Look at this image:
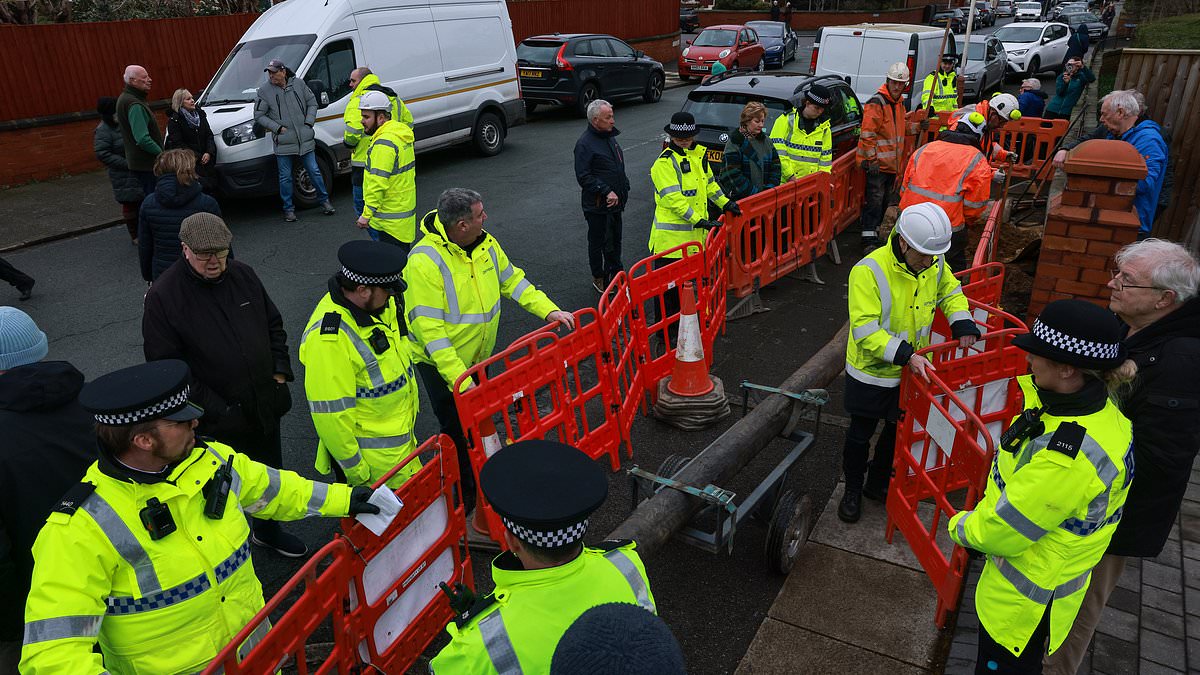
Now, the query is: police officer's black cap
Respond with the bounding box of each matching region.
[1013,299,1127,370]
[79,359,205,426]
[941,53,959,63]
[338,240,407,292]
[664,111,698,138]
[804,83,833,107]
[480,440,607,548]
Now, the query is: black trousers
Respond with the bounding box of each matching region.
[376,231,411,254]
[208,416,285,534]
[0,258,34,292]
[976,603,1051,674]
[861,171,896,242]
[415,361,475,511]
[946,228,970,272]
[842,414,897,493]
[584,210,624,280]
[133,170,157,197]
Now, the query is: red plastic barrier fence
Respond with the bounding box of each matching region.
[972,200,1004,269]
[598,271,645,458]
[626,243,709,397]
[702,222,730,355]
[829,152,865,236]
[205,435,471,675]
[724,188,779,299]
[907,110,1069,183]
[885,302,1029,627]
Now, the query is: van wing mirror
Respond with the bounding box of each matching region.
[635,49,645,59]
[320,91,330,106]
[306,78,328,106]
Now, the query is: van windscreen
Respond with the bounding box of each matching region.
[202,35,317,105]
[517,41,563,64]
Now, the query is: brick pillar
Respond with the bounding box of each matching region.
[1028,139,1146,320]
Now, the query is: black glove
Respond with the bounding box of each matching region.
[724,200,742,216]
[348,486,380,515]
[862,160,880,176]
[697,218,721,230]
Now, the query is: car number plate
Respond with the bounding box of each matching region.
[520,69,543,78]
[692,64,710,72]
[706,148,723,163]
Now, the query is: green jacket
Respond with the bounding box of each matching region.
[430,542,655,674]
[115,85,162,172]
[949,375,1133,656]
[20,441,351,674]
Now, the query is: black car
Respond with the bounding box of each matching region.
[678,72,862,172]
[932,9,968,33]
[680,7,700,33]
[973,1,996,27]
[745,20,798,68]
[517,34,666,117]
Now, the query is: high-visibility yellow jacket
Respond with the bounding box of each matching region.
[20,441,351,674]
[769,110,833,180]
[846,229,973,387]
[649,144,729,258]
[344,74,413,168]
[404,211,559,392]
[362,118,418,243]
[949,375,1133,657]
[920,71,959,114]
[899,138,993,233]
[430,541,655,674]
[857,84,909,175]
[299,280,420,488]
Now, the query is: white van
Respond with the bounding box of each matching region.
[811,24,959,112]
[200,0,525,205]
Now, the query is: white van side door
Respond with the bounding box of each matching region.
[858,31,911,105]
[355,6,449,146]
[430,2,518,141]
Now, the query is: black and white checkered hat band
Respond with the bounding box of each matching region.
[93,385,191,425]
[667,122,696,133]
[502,517,589,547]
[807,92,831,105]
[1032,319,1120,361]
[341,266,402,286]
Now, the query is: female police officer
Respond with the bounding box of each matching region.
[949,299,1135,674]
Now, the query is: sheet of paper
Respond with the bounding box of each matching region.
[355,485,404,536]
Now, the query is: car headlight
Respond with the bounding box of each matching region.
[222,119,263,147]
[1009,48,1028,56]
[719,49,731,59]
[683,47,691,57]
[767,45,782,52]
[964,73,978,80]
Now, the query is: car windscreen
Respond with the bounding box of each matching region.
[956,41,988,60]
[747,22,784,37]
[693,29,738,47]
[517,41,563,64]
[683,92,790,130]
[1065,12,1099,21]
[935,12,957,19]
[201,34,317,105]
[995,25,1043,43]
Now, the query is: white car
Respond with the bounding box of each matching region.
[994,21,1071,78]
[1015,1,1043,21]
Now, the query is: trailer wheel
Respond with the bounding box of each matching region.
[764,491,812,575]
[634,454,692,503]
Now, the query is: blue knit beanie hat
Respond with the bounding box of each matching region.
[0,307,48,370]
[551,603,687,674]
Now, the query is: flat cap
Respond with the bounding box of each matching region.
[179,213,232,253]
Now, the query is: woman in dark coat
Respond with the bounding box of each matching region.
[719,101,782,200]
[164,88,217,191]
[93,97,144,244]
[138,149,221,283]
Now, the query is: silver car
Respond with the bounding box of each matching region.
[955,35,1008,101]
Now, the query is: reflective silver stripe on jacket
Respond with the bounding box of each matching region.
[845,362,901,388]
[81,493,161,595]
[907,183,963,203]
[657,185,681,196]
[23,615,104,645]
[955,513,975,549]
[335,451,365,470]
[309,396,356,413]
[244,467,281,515]
[425,337,454,354]
[408,245,504,326]
[307,482,330,516]
[107,572,210,615]
[366,205,416,220]
[478,611,523,674]
[852,320,883,341]
[603,549,656,613]
[995,494,1049,542]
[203,446,243,502]
[989,555,1091,605]
[653,219,698,232]
[303,318,386,389]
[357,432,412,449]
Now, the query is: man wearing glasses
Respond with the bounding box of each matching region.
[1044,238,1200,675]
[141,213,307,557]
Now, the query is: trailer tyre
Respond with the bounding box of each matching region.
[634,454,693,503]
[765,490,812,575]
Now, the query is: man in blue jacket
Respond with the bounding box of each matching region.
[574,99,630,293]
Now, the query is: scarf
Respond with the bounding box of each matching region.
[180,107,201,130]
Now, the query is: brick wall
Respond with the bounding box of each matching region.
[0,112,169,187]
[1028,139,1147,319]
[698,6,928,30]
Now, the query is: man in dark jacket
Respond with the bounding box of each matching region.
[255,58,334,222]
[141,213,306,557]
[117,65,163,196]
[0,307,93,670]
[574,99,630,293]
[1044,238,1200,675]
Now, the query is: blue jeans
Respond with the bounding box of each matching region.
[276,152,328,211]
[352,184,365,218]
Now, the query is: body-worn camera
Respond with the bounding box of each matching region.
[1000,407,1045,453]
[140,497,177,540]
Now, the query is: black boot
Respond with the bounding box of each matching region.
[838,488,863,523]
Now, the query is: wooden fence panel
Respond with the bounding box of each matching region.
[1115,48,1200,247]
[505,0,676,42]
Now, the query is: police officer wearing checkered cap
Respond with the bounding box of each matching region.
[300,240,422,490]
[20,359,379,674]
[948,300,1135,674]
[431,440,656,674]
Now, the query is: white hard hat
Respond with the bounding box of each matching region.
[359,90,391,112]
[886,62,911,82]
[896,202,953,255]
[954,110,988,138]
[989,93,1022,121]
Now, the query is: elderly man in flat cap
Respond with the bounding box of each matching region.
[430,440,656,674]
[20,359,379,674]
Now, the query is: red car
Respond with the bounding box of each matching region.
[678,24,766,81]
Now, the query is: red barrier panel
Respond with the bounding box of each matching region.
[829,152,865,236]
[702,222,730,356]
[627,243,707,402]
[972,200,1004,268]
[886,302,1028,627]
[724,188,779,299]
[907,110,1068,183]
[599,271,644,459]
[930,262,1007,348]
[205,435,471,675]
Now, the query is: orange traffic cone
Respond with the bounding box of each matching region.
[666,282,715,397]
[470,417,504,538]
